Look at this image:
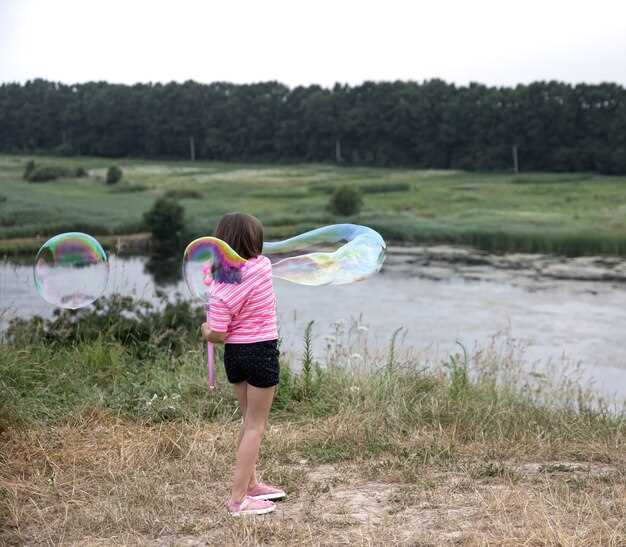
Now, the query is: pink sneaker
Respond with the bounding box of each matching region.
[247,482,286,501]
[227,496,275,517]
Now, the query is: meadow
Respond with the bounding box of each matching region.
[2,155,626,543]
[1,298,625,545]
[2,154,626,256]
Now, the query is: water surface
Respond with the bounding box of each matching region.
[1,254,625,401]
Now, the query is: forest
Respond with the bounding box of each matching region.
[1,79,625,173]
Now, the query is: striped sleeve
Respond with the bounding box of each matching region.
[208,296,232,333]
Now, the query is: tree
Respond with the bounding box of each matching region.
[143,197,185,250]
[23,160,36,180]
[1,78,625,173]
[106,166,122,184]
[329,185,363,216]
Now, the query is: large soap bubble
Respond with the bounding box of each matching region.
[184,224,386,290]
[34,232,109,309]
[182,236,248,301]
[263,224,386,286]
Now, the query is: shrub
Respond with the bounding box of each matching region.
[106,165,123,184]
[27,166,69,183]
[75,166,88,177]
[0,195,6,203]
[164,188,203,200]
[23,160,36,180]
[312,181,409,195]
[109,183,148,193]
[328,185,363,216]
[5,294,204,359]
[511,174,591,184]
[143,197,185,248]
[361,182,410,194]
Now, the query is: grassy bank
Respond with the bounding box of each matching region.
[2,155,626,257]
[0,232,151,257]
[1,298,624,544]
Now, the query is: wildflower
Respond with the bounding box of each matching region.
[350,386,360,393]
[350,353,363,360]
[357,325,369,333]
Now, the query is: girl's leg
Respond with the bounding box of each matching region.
[230,384,275,503]
[233,381,248,417]
[232,381,258,488]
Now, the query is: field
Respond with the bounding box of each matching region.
[2,155,626,256]
[1,300,625,545]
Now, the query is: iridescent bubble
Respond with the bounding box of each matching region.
[263,224,386,286]
[183,224,386,291]
[182,236,247,301]
[34,232,109,309]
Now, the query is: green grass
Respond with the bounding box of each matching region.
[2,154,626,255]
[1,296,623,434]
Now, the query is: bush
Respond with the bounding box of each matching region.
[143,197,185,248]
[108,183,148,193]
[27,166,70,183]
[106,165,123,184]
[23,160,36,180]
[328,185,363,216]
[164,188,203,200]
[361,182,410,194]
[5,294,203,359]
[24,163,84,183]
[0,195,6,203]
[312,181,409,195]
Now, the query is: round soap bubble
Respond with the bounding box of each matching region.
[263,224,386,286]
[34,232,109,309]
[182,236,247,301]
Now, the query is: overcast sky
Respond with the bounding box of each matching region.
[1,0,625,88]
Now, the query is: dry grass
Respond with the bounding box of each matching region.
[1,309,624,545]
[1,409,624,546]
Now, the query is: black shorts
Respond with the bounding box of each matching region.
[223,339,280,388]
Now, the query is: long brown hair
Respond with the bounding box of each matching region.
[214,213,264,260]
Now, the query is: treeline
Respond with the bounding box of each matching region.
[1,78,625,173]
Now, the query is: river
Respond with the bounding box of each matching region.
[1,246,625,401]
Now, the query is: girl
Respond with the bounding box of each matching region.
[201,212,284,517]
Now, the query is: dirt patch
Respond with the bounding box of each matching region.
[513,461,619,477]
[2,421,624,546]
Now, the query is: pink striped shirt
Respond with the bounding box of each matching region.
[208,255,278,343]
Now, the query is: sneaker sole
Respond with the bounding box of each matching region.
[229,505,276,517]
[249,492,286,501]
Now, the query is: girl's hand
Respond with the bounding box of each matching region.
[201,322,227,344]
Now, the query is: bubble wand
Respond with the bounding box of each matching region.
[183,237,247,390]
